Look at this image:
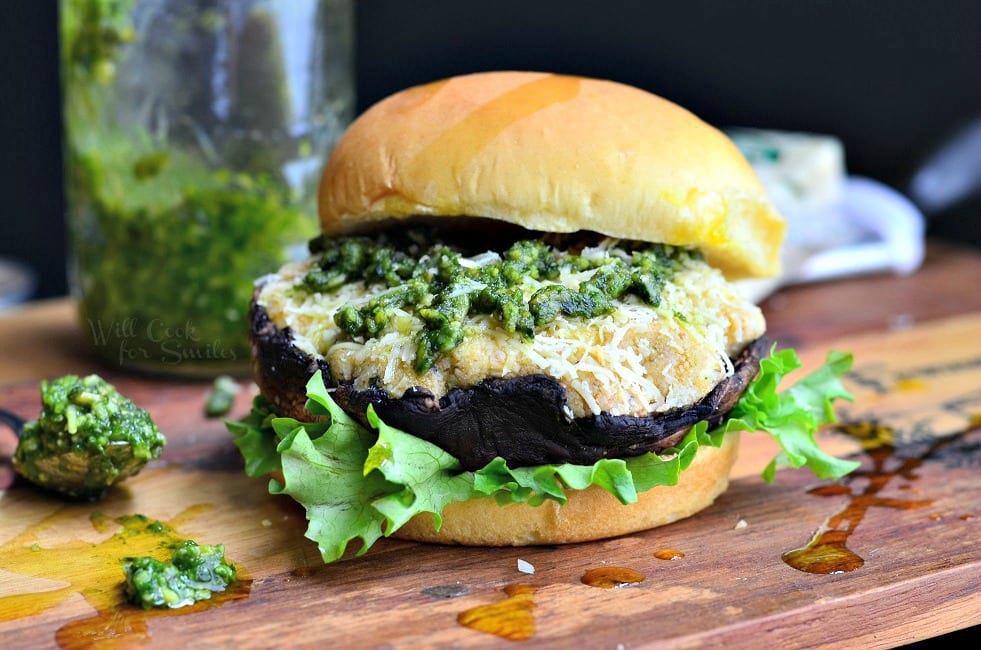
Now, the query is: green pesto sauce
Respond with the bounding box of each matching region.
[300,234,696,373]
[12,374,166,500]
[62,0,316,373]
[204,375,241,418]
[124,539,237,610]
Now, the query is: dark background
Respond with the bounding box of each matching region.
[1,0,979,301]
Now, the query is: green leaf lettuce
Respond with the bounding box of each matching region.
[227,347,859,563]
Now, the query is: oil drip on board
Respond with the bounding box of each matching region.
[782,424,944,574]
[580,567,646,589]
[782,342,981,574]
[456,583,539,641]
[653,548,685,561]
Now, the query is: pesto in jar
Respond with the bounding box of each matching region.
[61,0,330,376]
[12,374,166,499]
[70,154,312,373]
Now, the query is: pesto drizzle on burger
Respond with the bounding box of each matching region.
[298,231,694,373]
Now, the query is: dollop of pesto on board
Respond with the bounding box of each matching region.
[124,539,237,609]
[300,233,698,372]
[12,374,166,499]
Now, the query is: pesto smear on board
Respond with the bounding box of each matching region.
[299,233,695,372]
[12,374,166,499]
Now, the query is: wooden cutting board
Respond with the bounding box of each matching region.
[1,313,979,649]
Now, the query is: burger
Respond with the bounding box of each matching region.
[230,71,858,562]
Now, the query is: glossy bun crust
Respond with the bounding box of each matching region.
[318,71,785,279]
[393,433,739,545]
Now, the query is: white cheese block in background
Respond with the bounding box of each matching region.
[726,128,925,303]
[727,127,847,224]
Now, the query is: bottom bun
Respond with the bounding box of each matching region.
[393,432,740,546]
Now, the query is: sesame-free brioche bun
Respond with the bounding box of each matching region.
[392,433,739,546]
[318,71,785,279]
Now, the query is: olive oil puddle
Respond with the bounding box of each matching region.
[783,423,967,574]
[0,504,250,647]
[580,566,645,589]
[457,566,651,641]
[653,548,685,561]
[457,584,538,641]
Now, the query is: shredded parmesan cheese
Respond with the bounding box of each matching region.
[257,244,765,417]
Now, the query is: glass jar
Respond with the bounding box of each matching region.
[60,0,354,377]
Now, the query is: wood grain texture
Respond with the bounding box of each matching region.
[0,418,977,649]
[760,241,981,350]
[1,243,980,648]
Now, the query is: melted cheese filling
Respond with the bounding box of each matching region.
[257,242,765,418]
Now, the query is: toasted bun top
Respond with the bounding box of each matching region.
[318,71,785,279]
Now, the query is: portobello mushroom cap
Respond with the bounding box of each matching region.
[250,297,767,470]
